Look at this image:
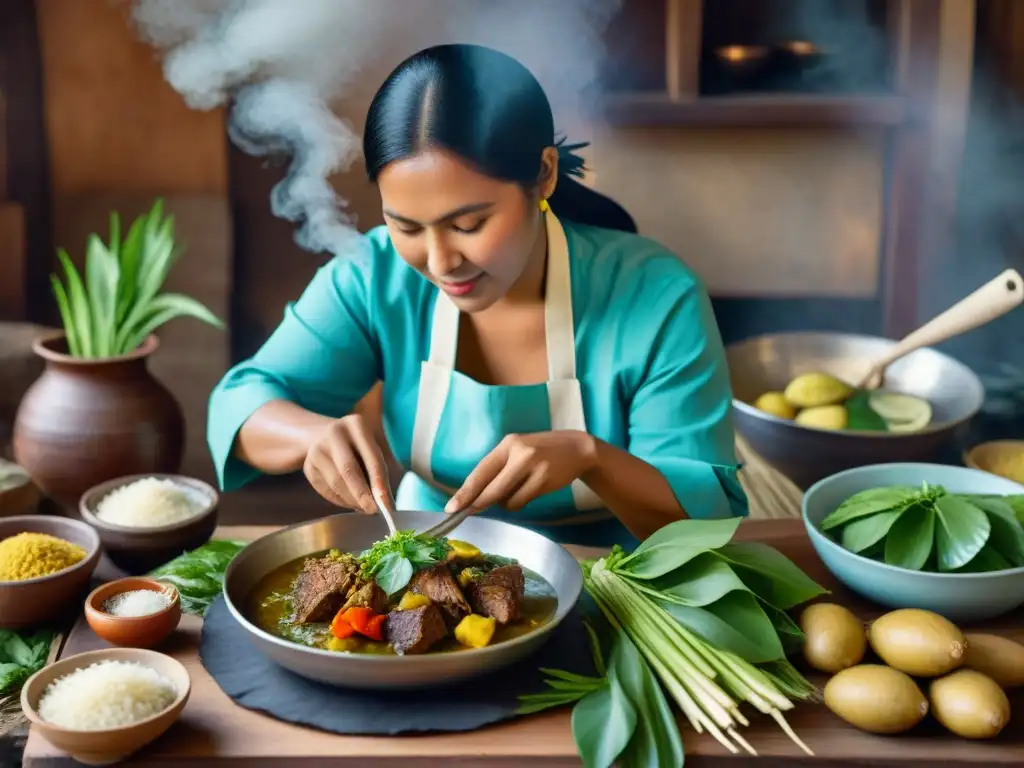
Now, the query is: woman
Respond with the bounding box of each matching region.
[207,43,748,548]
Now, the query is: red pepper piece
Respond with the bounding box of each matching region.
[330,610,356,639]
[364,613,387,642]
[341,606,374,636]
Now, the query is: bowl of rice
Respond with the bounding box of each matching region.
[21,647,191,765]
[0,515,102,629]
[80,474,218,574]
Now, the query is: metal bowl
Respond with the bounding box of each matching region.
[222,511,584,690]
[726,332,985,488]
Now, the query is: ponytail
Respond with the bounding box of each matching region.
[549,139,636,234]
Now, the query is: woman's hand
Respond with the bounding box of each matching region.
[303,414,394,514]
[445,431,598,514]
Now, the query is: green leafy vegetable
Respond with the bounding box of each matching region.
[845,390,889,431]
[359,530,452,595]
[149,539,247,615]
[820,484,1024,574]
[518,517,824,764]
[50,199,223,359]
[0,629,55,695]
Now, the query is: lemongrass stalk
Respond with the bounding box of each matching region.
[595,570,717,678]
[586,577,750,755]
[771,710,815,756]
[596,573,749,728]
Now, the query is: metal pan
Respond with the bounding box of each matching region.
[222,510,584,690]
[727,331,985,489]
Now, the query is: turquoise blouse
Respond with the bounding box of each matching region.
[207,220,749,547]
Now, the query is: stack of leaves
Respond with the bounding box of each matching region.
[0,629,54,697]
[518,517,826,767]
[149,539,248,615]
[820,483,1024,573]
[51,199,223,359]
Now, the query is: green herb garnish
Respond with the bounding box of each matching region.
[358,530,451,595]
[0,629,55,695]
[820,484,1024,573]
[149,539,247,615]
[518,517,824,764]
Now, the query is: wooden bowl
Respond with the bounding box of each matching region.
[965,440,1024,485]
[0,515,102,629]
[85,577,182,648]
[80,473,218,574]
[21,647,191,766]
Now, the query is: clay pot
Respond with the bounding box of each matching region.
[12,333,185,510]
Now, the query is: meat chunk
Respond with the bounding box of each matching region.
[341,580,388,614]
[410,564,471,627]
[290,554,360,623]
[385,603,448,655]
[466,565,525,625]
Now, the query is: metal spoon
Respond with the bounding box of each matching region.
[372,488,399,538]
[419,506,474,540]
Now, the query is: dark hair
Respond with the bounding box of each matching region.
[363,43,636,234]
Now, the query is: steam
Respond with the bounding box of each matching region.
[129,0,621,257]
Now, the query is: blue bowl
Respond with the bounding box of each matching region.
[803,463,1024,624]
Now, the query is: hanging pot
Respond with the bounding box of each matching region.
[12,333,185,510]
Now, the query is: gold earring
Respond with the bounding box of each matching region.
[539,198,550,213]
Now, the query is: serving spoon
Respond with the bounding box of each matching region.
[848,268,1024,390]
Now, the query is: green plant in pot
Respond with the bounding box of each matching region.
[12,199,223,509]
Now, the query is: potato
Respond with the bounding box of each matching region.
[454,614,496,649]
[824,664,929,734]
[868,608,966,677]
[962,633,1024,689]
[930,669,1011,739]
[398,592,431,611]
[799,603,867,673]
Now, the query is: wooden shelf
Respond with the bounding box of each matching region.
[599,92,911,128]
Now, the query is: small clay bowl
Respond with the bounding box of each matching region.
[85,577,182,648]
[21,647,191,766]
[0,515,102,630]
[80,473,219,574]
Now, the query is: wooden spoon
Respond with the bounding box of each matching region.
[856,268,1024,390]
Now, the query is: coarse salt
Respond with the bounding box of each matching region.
[102,589,172,617]
[95,477,205,528]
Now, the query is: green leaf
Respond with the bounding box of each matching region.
[50,275,81,357]
[883,503,935,570]
[846,389,889,431]
[953,545,1011,573]
[644,552,747,606]
[968,498,1024,567]
[607,631,683,768]
[374,552,415,595]
[713,541,828,609]
[114,206,181,349]
[934,495,991,572]
[660,590,786,663]
[617,517,742,579]
[840,509,903,553]
[149,539,247,615]
[55,248,94,358]
[116,212,147,325]
[572,682,637,768]
[116,292,224,355]
[819,486,918,530]
[84,233,120,357]
[761,600,806,655]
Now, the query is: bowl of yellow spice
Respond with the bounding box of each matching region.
[966,440,1024,485]
[0,515,101,629]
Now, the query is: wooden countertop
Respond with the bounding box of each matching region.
[23,519,1024,767]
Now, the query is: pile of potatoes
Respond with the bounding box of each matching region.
[798,603,1021,739]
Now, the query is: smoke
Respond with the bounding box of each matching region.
[129,0,620,258]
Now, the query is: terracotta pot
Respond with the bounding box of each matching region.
[11,333,185,510]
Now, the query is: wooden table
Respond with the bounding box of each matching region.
[23,519,1024,766]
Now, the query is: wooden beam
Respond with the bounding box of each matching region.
[0,0,53,324]
[665,0,703,100]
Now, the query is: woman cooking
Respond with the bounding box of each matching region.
[207,43,748,548]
